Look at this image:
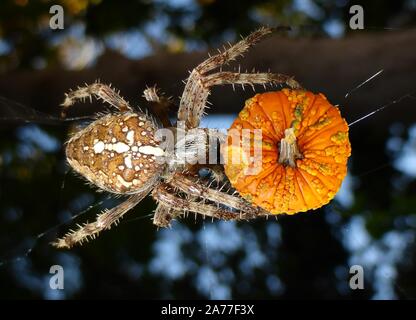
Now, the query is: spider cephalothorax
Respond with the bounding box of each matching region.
[54,27,301,248]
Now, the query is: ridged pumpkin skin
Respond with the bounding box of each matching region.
[222,89,351,214]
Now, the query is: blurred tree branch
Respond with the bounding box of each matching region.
[0,29,415,130]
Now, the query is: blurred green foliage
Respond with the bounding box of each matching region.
[0,0,415,71]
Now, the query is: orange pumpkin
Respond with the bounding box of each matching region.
[222,89,351,214]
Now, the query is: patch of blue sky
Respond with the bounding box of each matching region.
[239,227,267,275]
[392,124,416,177]
[335,173,355,209]
[0,39,12,55]
[266,222,282,247]
[162,0,200,31]
[106,0,201,59]
[17,143,37,160]
[195,265,231,299]
[48,23,86,46]
[293,0,325,20]
[342,215,371,251]
[11,252,82,300]
[386,136,403,153]
[342,215,414,299]
[145,14,170,44]
[17,124,60,153]
[323,18,345,38]
[149,222,196,280]
[197,221,243,253]
[266,274,285,295]
[200,114,235,130]
[156,0,196,9]
[106,29,153,59]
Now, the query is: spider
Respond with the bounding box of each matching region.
[53,27,301,249]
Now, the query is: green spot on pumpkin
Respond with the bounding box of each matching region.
[331,131,348,143]
[294,104,303,119]
[239,108,250,120]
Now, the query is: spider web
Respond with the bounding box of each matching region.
[1,27,416,298]
[0,73,414,298]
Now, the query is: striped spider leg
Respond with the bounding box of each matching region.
[177,26,301,129]
[56,27,298,248]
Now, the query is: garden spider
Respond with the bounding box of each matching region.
[54,27,301,249]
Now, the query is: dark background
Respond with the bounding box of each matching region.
[1,0,416,299]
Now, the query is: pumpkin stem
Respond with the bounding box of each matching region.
[278,128,303,167]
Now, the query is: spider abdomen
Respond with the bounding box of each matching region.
[66,112,164,194]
